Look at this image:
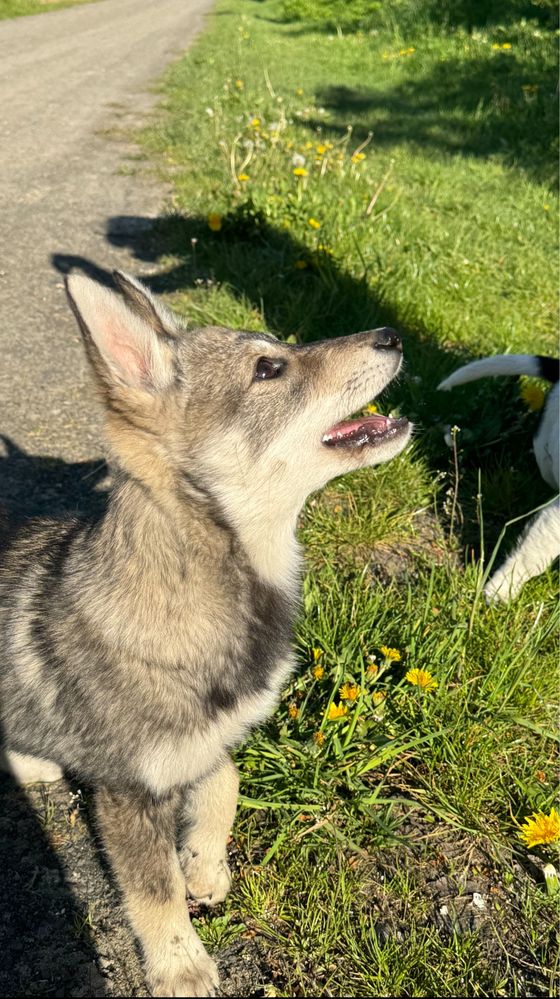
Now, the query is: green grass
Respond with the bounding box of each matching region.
[137,1,559,993]
[0,0,97,19]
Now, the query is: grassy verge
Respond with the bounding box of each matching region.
[0,0,97,20]
[136,1,558,993]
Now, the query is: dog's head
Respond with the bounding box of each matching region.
[67,272,412,553]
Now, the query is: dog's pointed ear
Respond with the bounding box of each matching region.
[65,273,177,394]
[112,271,179,338]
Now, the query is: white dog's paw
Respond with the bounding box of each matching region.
[484,570,519,605]
[149,948,219,997]
[182,850,232,906]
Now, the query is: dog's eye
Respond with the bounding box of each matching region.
[254,357,285,381]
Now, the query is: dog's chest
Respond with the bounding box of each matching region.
[135,575,298,795]
[136,661,293,795]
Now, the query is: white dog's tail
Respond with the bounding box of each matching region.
[438,354,559,391]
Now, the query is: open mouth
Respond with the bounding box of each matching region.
[322,412,409,449]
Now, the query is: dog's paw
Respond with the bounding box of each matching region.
[484,571,519,605]
[182,850,232,906]
[149,949,219,997]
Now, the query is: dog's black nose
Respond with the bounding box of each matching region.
[371,327,402,352]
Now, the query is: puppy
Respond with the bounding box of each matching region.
[0,271,412,997]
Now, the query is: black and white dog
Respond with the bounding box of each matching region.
[439,355,559,602]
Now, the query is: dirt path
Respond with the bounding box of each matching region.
[0,0,213,461]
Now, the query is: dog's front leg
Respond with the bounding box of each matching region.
[96,784,218,997]
[179,755,239,906]
[485,498,560,603]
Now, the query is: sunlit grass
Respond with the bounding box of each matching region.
[0,0,96,18]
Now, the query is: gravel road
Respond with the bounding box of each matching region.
[0,0,213,462]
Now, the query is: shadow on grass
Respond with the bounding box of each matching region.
[264,0,558,32]
[305,54,558,187]
[270,0,558,32]
[250,0,557,185]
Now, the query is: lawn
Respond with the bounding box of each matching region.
[136,0,559,994]
[0,0,96,20]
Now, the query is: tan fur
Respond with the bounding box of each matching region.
[180,756,239,905]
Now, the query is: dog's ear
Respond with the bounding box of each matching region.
[65,273,177,395]
[112,271,179,338]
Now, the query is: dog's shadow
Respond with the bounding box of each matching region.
[0,434,108,528]
[0,441,112,995]
[0,763,108,997]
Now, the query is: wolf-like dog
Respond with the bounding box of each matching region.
[0,272,411,997]
[439,354,559,603]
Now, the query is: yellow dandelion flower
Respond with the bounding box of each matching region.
[313,730,325,746]
[327,702,348,721]
[380,646,401,662]
[294,259,308,269]
[372,691,386,706]
[288,703,299,719]
[491,43,500,49]
[519,807,560,848]
[502,42,512,49]
[365,403,378,414]
[367,662,378,677]
[308,218,321,229]
[316,144,327,155]
[207,212,222,232]
[339,682,360,701]
[237,173,250,182]
[312,647,323,662]
[305,141,313,149]
[293,167,308,177]
[313,664,325,680]
[351,152,366,163]
[406,668,438,691]
[249,117,260,128]
[520,383,545,412]
[235,79,244,89]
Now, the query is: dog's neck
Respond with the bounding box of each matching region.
[191,470,305,595]
[101,463,303,600]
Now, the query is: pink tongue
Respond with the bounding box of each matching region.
[327,414,389,440]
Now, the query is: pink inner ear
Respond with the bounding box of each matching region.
[104,319,150,386]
